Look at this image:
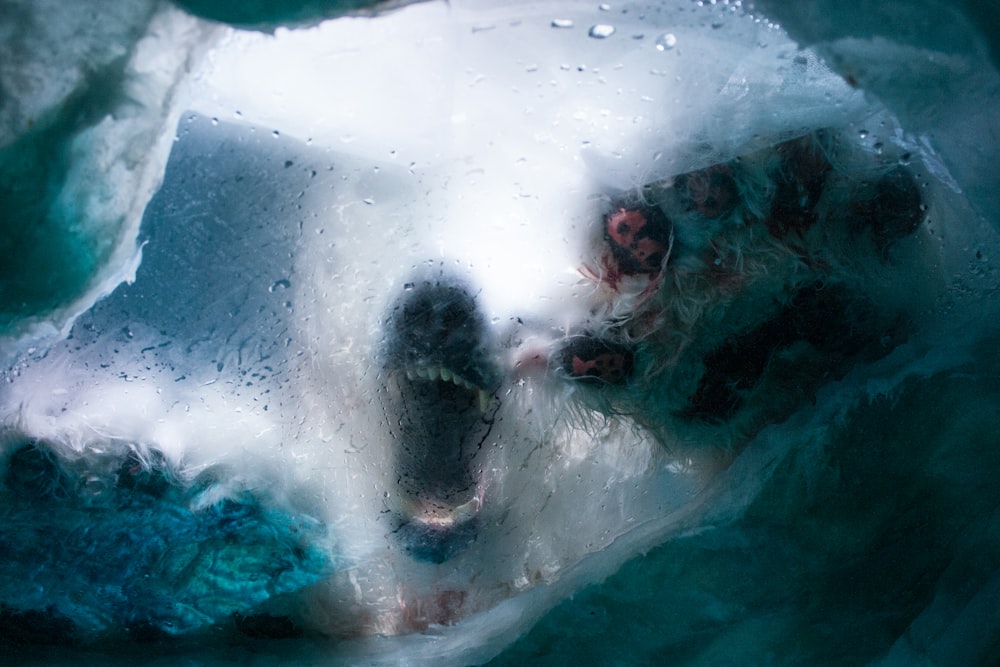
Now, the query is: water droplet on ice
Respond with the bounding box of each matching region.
[598,3,611,10]
[859,129,869,139]
[272,130,280,138]
[655,33,677,50]
[589,24,615,38]
[551,18,574,28]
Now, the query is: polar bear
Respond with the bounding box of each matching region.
[0,112,928,649]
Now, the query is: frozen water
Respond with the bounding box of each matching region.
[0,0,998,664]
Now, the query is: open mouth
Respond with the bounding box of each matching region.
[401,364,494,415]
[381,273,501,561]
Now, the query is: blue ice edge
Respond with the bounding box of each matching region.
[0,441,337,642]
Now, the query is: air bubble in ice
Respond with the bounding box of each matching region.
[655,33,677,51]
[551,18,574,29]
[589,24,615,38]
[269,279,291,292]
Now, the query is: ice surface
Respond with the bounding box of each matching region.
[0,0,216,349]
[0,0,999,665]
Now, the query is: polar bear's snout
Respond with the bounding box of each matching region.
[380,272,502,562]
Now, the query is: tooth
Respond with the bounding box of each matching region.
[427,366,440,380]
[405,368,415,380]
[478,389,491,413]
[440,367,452,382]
[416,367,429,379]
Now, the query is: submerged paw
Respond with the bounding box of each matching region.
[581,129,924,430]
